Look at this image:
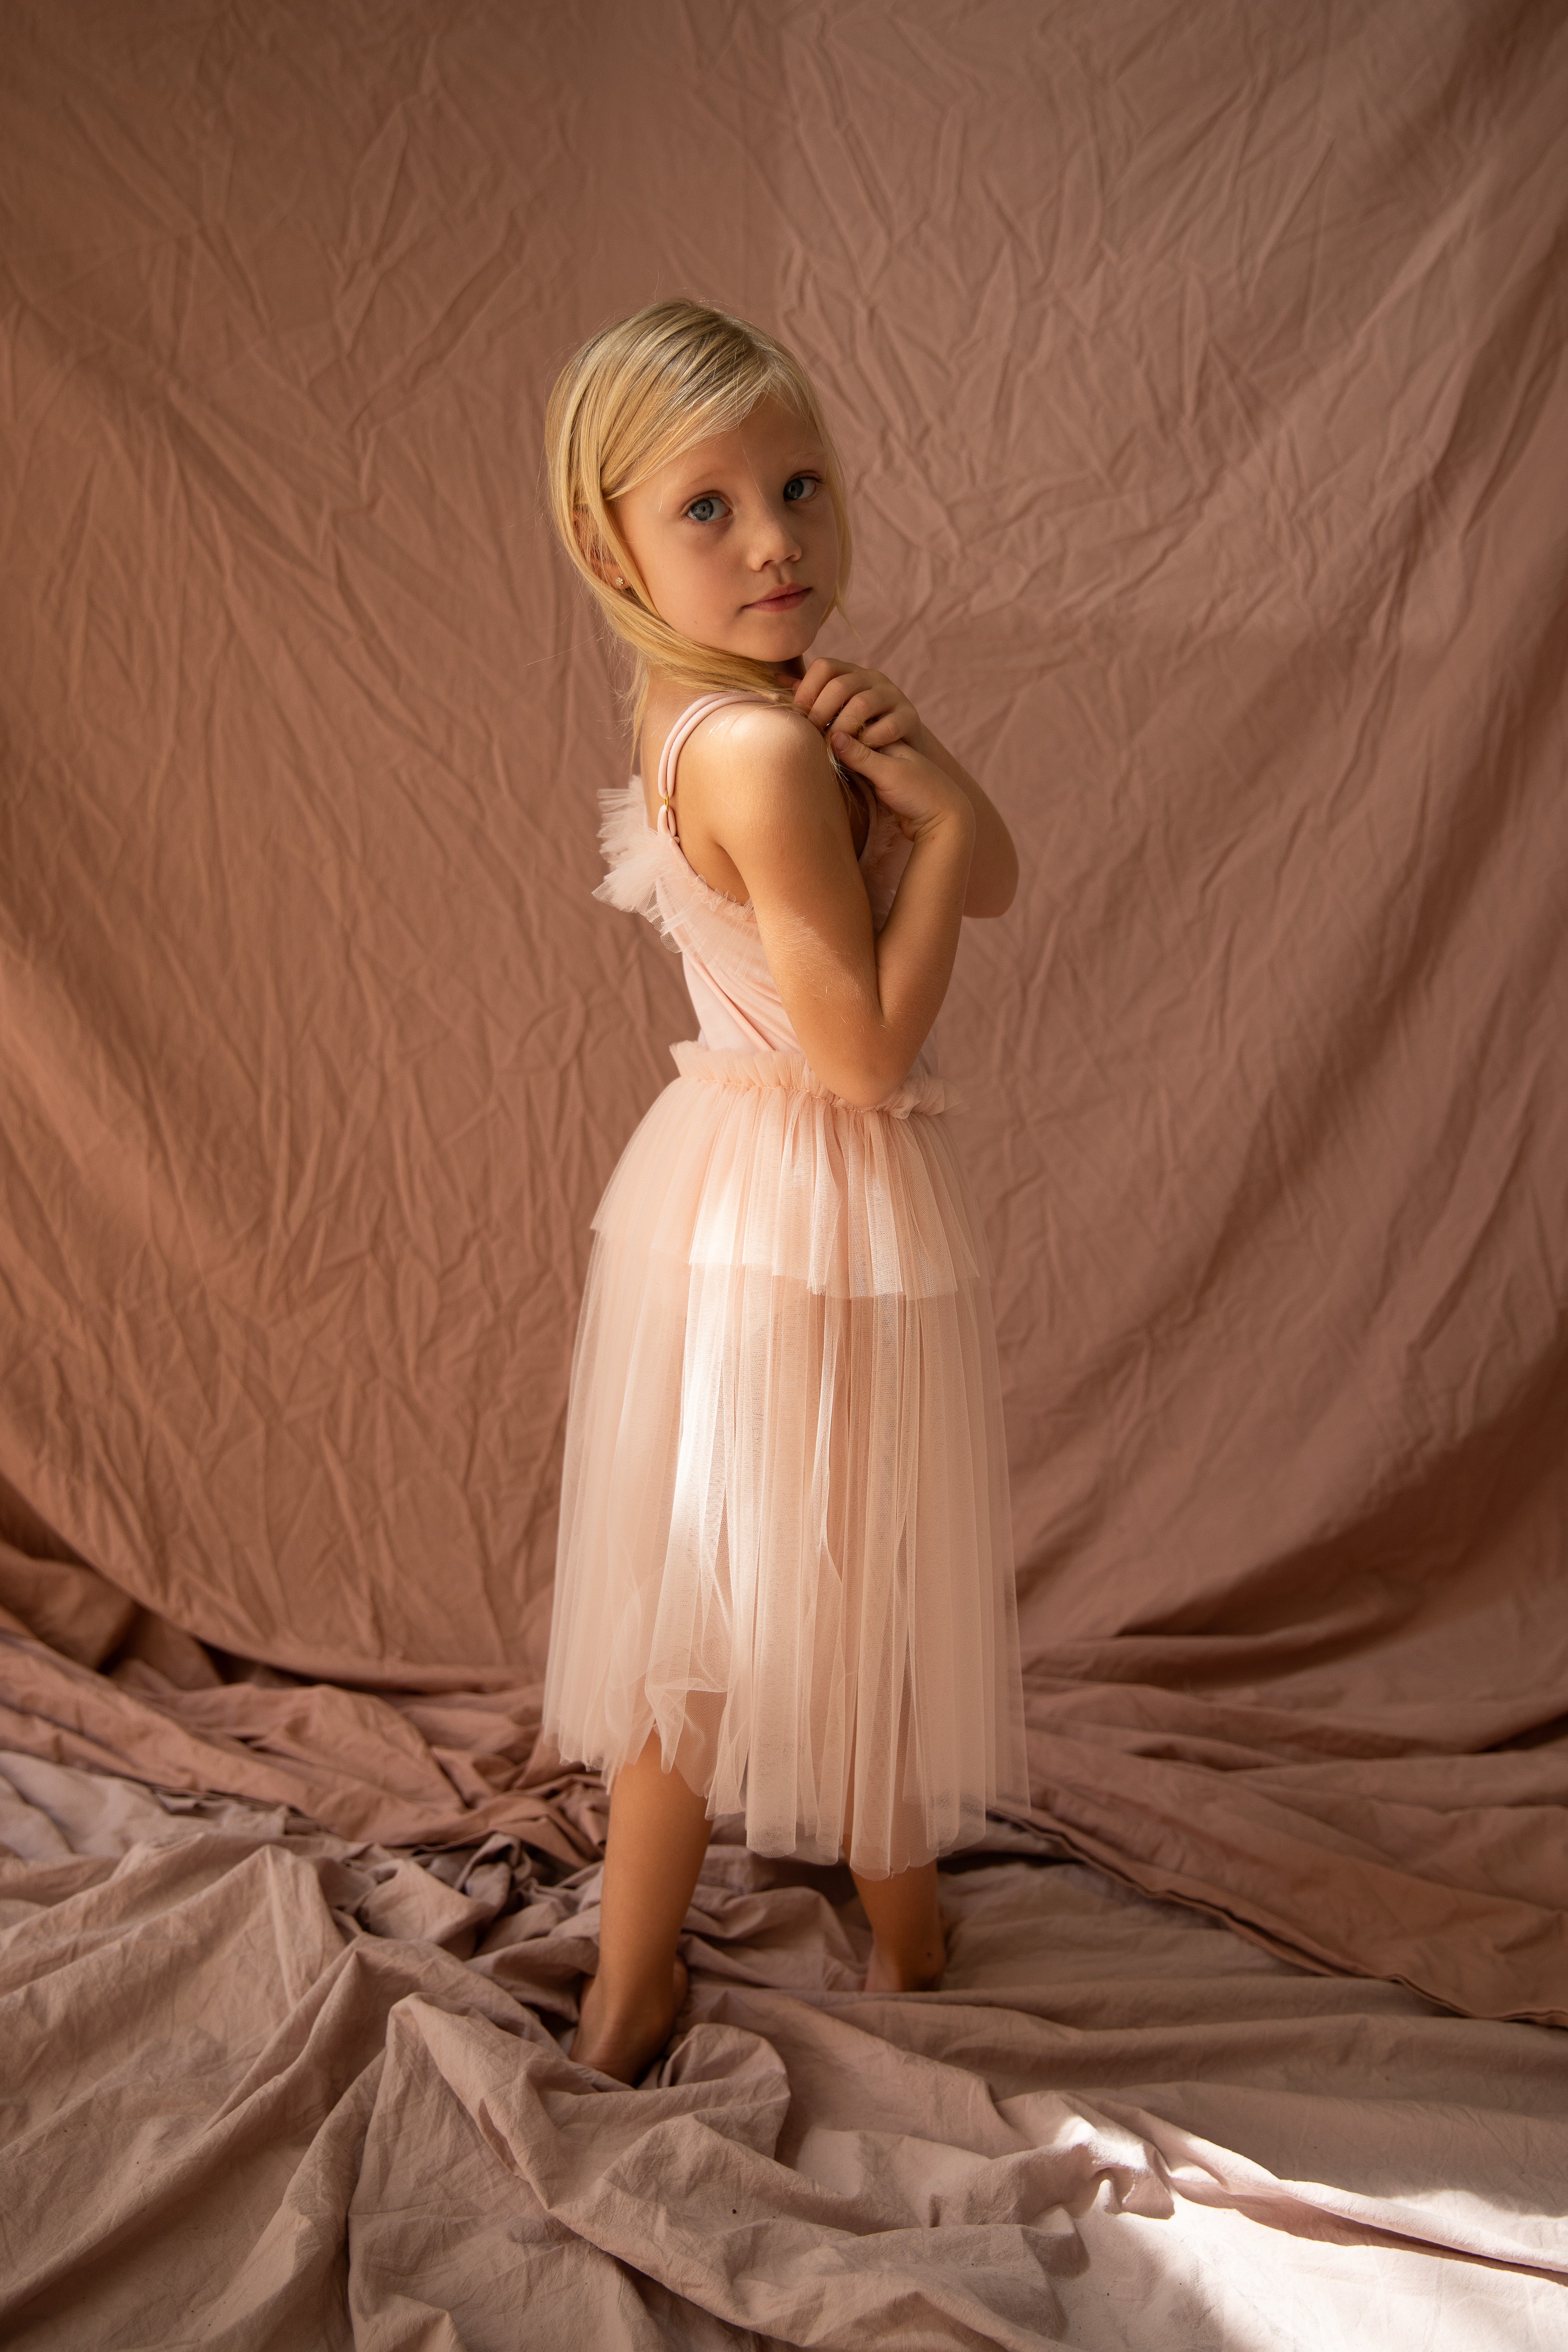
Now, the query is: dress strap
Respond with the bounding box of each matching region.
[654,690,767,841]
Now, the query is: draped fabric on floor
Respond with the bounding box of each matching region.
[2,1,1566,2343]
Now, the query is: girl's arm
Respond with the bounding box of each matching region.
[794,660,1019,917]
[915,726,1018,918]
[679,706,975,1111]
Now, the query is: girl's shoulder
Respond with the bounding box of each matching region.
[682,697,876,870]
[639,687,806,791]
[681,695,841,810]
[683,691,816,755]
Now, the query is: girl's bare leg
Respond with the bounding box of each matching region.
[572,1733,712,2083]
[851,1857,947,1991]
[841,1772,949,1991]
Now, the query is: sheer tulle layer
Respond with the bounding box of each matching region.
[544,1047,1027,1878]
[594,1043,975,1303]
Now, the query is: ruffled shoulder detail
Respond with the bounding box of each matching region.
[592,779,665,925]
[592,775,765,956]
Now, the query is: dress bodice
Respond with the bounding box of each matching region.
[593,691,913,1055]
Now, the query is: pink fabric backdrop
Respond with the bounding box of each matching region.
[2,3,1568,2336]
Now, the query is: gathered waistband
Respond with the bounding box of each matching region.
[670,1041,954,1120]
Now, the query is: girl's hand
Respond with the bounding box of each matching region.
[828,728,973,847]
[794,659,924,753]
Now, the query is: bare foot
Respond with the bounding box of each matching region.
[864,1907,952,1994]
[570,1955,690,2084]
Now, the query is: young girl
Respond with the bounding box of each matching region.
[541,299,1027,2084]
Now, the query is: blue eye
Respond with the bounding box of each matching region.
[686,495,724,523]
[782,474,818,503]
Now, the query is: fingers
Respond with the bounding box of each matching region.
[797,662,921,749]
[804,674,878,733]
[812,684,899,748]
[829,727,902,769]
[793,656,853,710]
[796,661,877,719]
[835,688,888,739]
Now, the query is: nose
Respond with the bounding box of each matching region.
[749,499,802,571]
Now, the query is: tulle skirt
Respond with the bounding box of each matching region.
[542,1042,1028,1880]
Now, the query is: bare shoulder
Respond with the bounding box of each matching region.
[681,700,845,850]
[684,698,831,788]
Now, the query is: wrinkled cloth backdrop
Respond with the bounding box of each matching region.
[2,0,1566,2345]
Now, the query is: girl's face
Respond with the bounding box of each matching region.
[608,396,840,671]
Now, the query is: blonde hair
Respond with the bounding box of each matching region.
[544,299,852,738]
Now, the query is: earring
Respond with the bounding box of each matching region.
[614,574,626,588]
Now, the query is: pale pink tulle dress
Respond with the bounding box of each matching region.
[543,691,1027,1879]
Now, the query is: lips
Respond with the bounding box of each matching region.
[747,586,810,612]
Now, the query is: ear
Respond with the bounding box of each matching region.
[573,508,632,596]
